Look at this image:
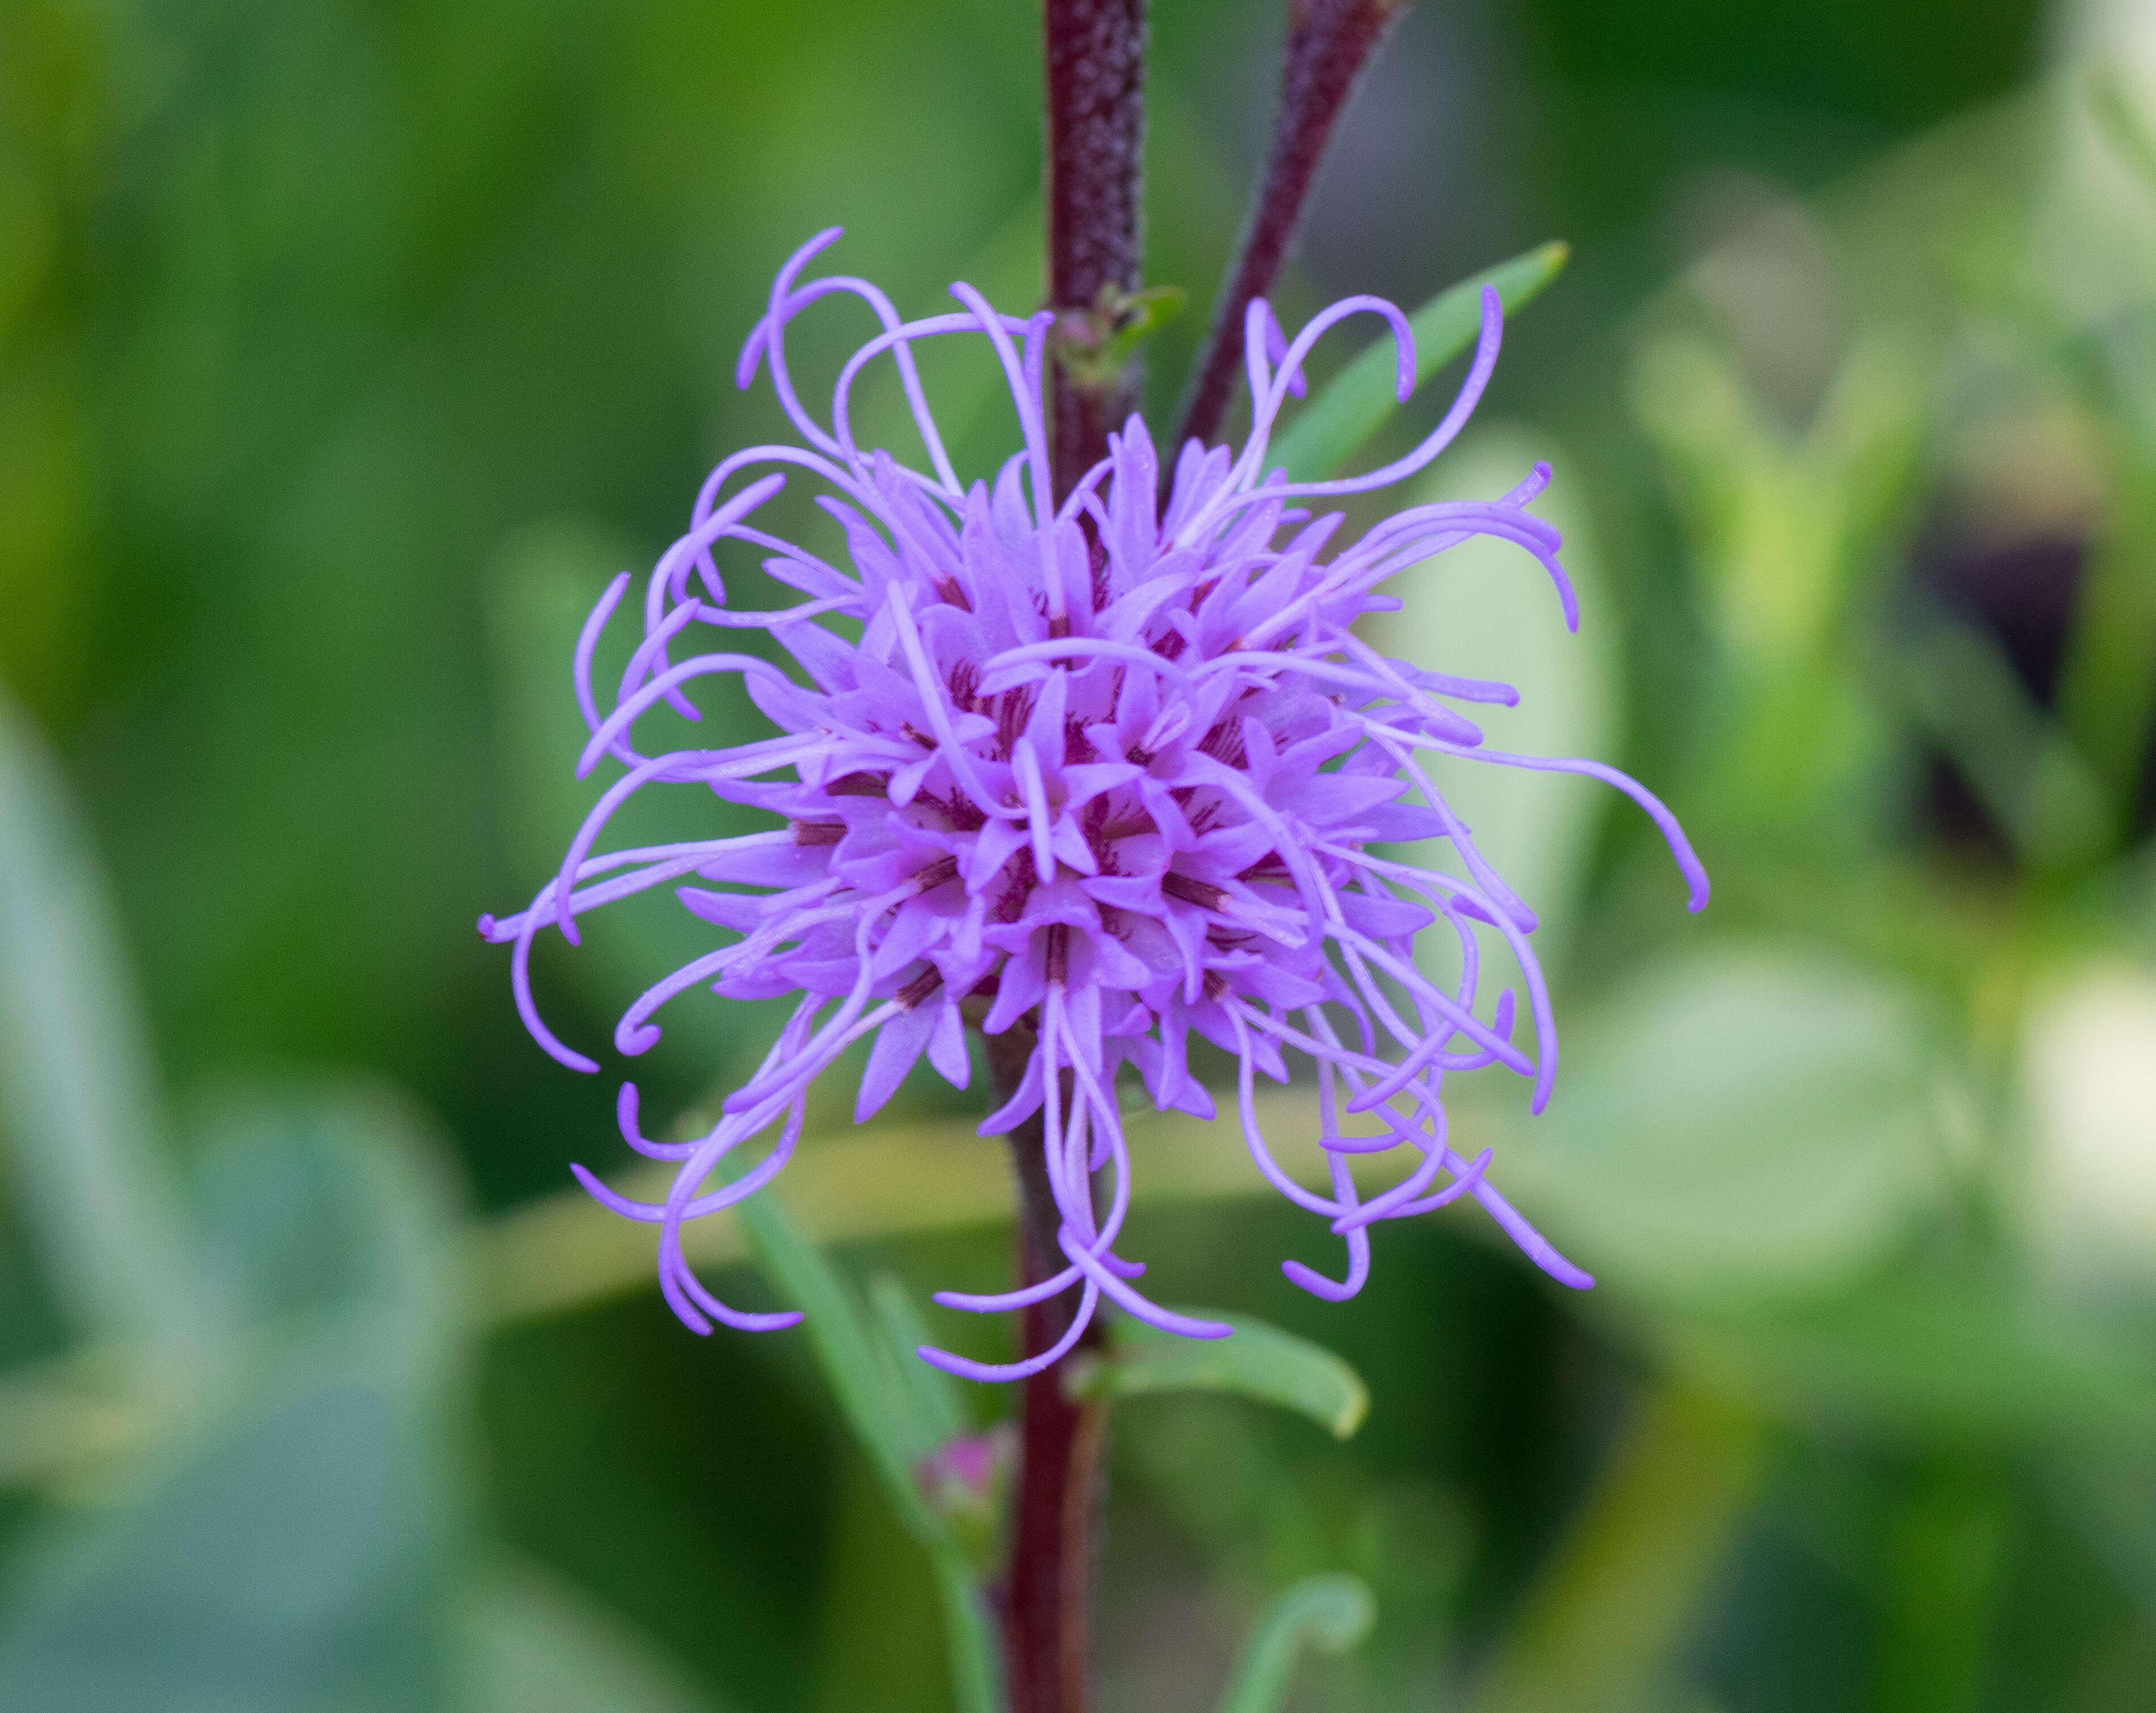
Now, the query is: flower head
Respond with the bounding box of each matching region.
[481,229,1708,1378]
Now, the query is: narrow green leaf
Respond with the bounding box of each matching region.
[729,1185,1003,1713]
[0,691,221,1358]
[1214,1574,1376,1713]
[1267,241,1569,484]
[1054,283,1188,388]
[1072,1310,1369,1439]
[925,1555,1004,1713]
[869,1272,968,1449]
[731,1187,934,1500]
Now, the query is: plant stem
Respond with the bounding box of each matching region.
[1002,11,1147,1701]
[987,1027,1108,1713]
[1044,0,1148,503]
[1174,0,1408,452]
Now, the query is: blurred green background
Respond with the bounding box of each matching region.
[5,0,2156,1707]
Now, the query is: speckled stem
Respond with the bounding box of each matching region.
[1045,0,1148,502]
[1014,10,1144,1687]
[988,1026,1108,1713]
[1175,0,1408,451]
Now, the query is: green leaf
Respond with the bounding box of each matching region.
[1491,948,1945,1305]
[732,1184,937,1494]
[1071,1310,1369,1439]
[1214,1574,1376,1713]
[1052,283,1188,389]
[869,1271,968,1450]
[729,1180,1003,1713]
[1266,242,1569,484]
[0,1081,469,1712]
[0,690,221,1359]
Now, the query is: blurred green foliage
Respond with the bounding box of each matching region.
[7,0,2156,1710]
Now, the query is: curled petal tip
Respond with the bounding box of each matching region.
[1283,1258,1361,1302]
[568,1161,619,1203]
[1514,1237,1595,1291]
[733,324,766,391]
[618,1022,661,1056]
[541,1039,599,1075]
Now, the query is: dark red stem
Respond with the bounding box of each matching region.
[1044,0,1148,502]
[1001,11,1145,1704]
[1173,0,1408,451]
[989,1028,1106,1713]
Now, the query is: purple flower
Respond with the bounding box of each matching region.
[481,229,1708,1379]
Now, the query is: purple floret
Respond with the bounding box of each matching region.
[481,228,1708,1378]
